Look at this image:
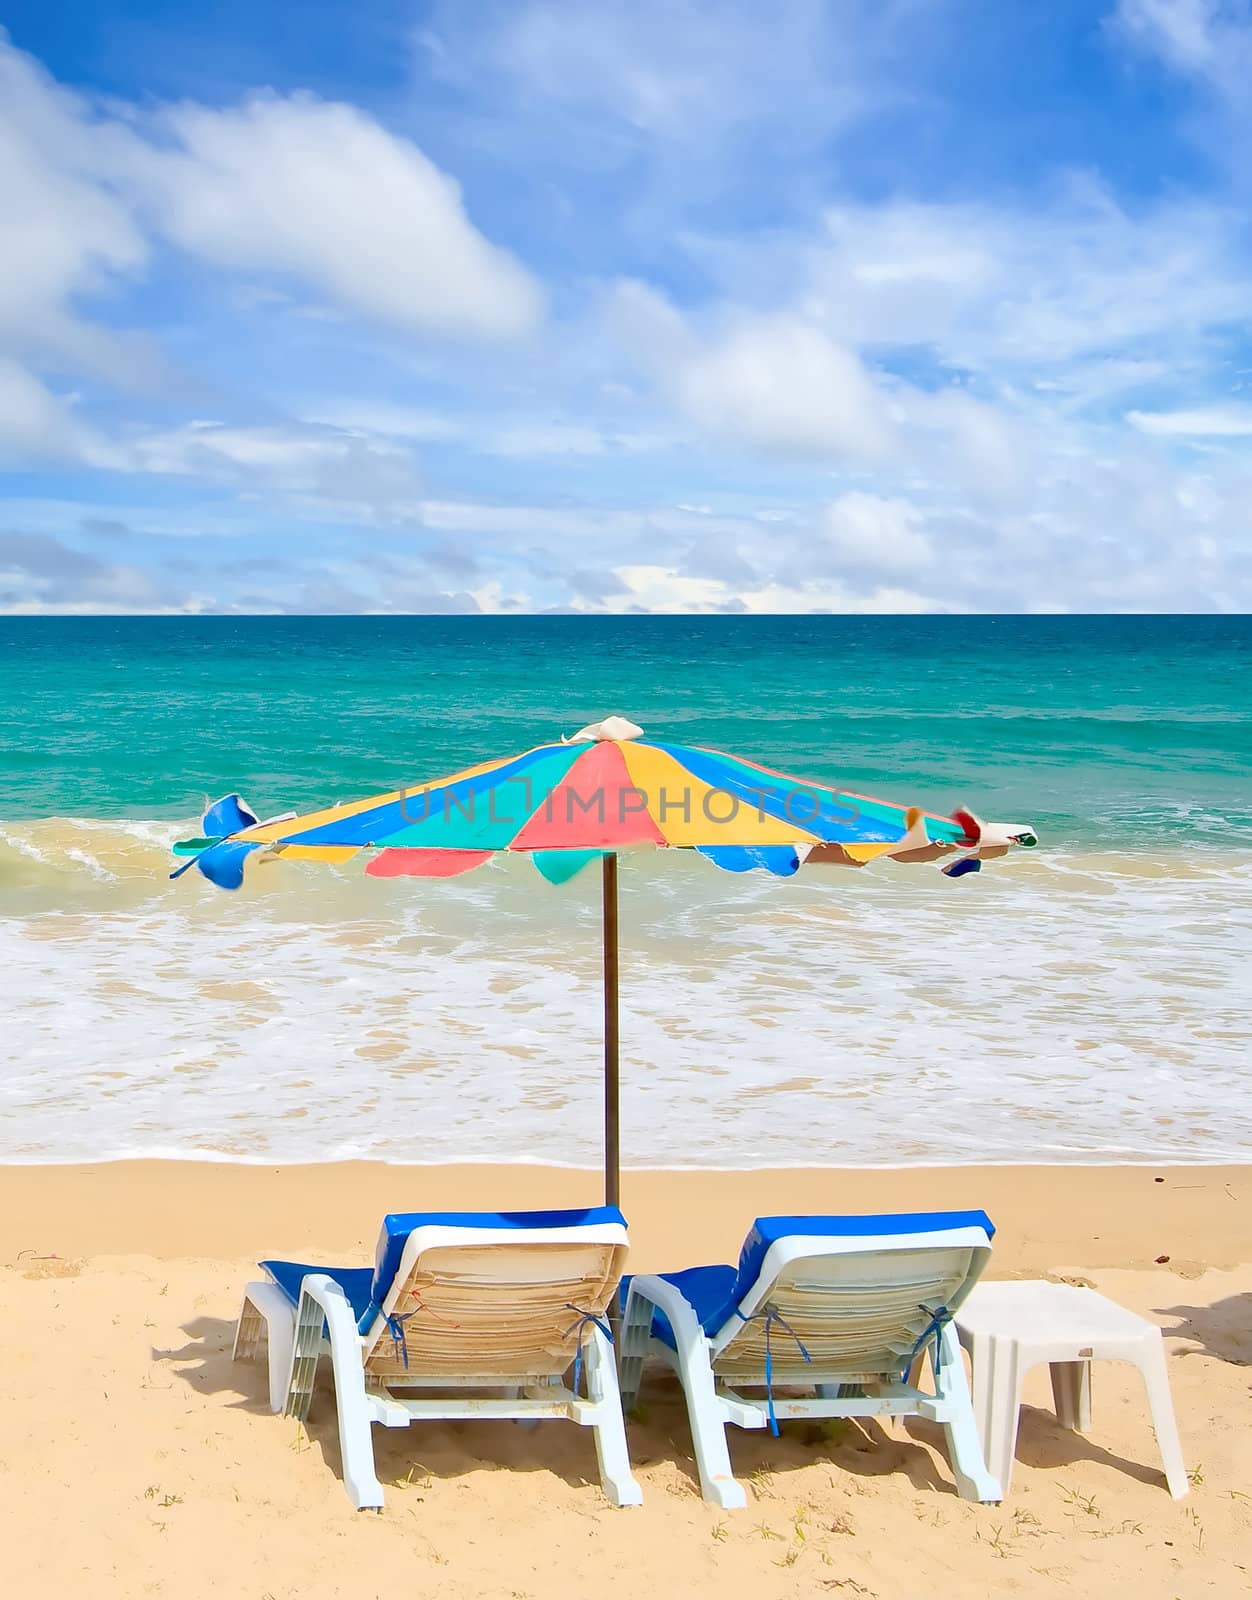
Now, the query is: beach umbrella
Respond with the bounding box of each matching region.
[171,716,1037,1204]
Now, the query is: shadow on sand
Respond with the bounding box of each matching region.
[1157,1292,1252,1367]
[157,1315,620,1497]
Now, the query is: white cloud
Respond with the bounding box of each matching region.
[0,360,113,465]
[0,532,187,614]
[1113,0,1226,71]
[1128,405,1252,436]
[672,313,895,463]
[306,403,667,459]
[307,404,462,443]
[0,37,150,382]
[803,189,1252,373]
[129,421,422,509]
[131,93,542,340]
[900,387,1027,500]
[608,179,1252,551]
[581,562,946,615]
[1113,2,1252,154]
[487,422,659,458]
[414,496,799,563]
[595,564,735,611]
[823,492,933,574]
[0,28,541,394]
[611,282,1029,491]
[418,500,611,539]
[1113,0,1252,87]
[0,36,555,498]
[610,282,897,462]
[421,0,893,180]
[491,0,868,146]
[0,529,495,616]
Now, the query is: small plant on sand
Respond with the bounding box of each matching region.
[395,1462,434,1490]
[977,1524,1014,1559]
[754,1520,783,1540]
[1188,1463,1205,1487]
[1058,1484,1101,1519]
[774,1547,801,1568]
[1011,1507,1052,1540]
[1082,1516,1142,1542]
[748,1465,778,1499]
[710,1521,729,1543]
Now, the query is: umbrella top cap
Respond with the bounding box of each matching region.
[564,716,644,744]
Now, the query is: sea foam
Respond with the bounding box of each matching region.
[2,820,1249,1167]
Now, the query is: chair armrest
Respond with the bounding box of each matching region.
[624,1273,713,1356]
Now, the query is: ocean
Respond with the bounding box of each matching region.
[1,614,1249,1167]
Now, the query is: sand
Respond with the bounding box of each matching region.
[1,1162,1249,1597]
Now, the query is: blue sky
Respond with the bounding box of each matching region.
[1,0,1251,613]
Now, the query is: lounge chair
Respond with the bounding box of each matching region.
[234,1206,642,1509]
[619,1210,1000,1508]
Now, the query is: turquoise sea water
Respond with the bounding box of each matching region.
[1,615,1249,1167]
[3,615,1250,843]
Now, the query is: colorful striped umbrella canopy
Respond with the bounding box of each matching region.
[171,716,1038,1201]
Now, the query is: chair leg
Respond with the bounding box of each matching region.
[1133,1333,1189,1498]
[886,1358,926,1434]
[674,1339,746,1509]
[584,1327,644,1507]
[234,1283,296,1415]
[329,1365,387,1512]
[1049,1359,1092,1432]
[293,1277,385,1512]
[234,1295,264,1362]
[936,1324,1001,1503]
[265,1314,296,1417]
[283,1287,324,1423]
[618,1287,652,1413]
[968,1327,1022,1500]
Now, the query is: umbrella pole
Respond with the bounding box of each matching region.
[602,852,620,1210]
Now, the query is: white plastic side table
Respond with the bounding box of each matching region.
[953,1280,1188,1499]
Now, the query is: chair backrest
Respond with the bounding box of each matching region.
[709,1213,993,1384]
[359,1208,629,1382]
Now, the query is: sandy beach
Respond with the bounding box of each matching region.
[2,1161,1249,1598]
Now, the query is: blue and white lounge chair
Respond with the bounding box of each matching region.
[234,1207,642,1510]
[620,1210,1000,1509]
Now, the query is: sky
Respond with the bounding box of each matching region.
[1,0,1251,615]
